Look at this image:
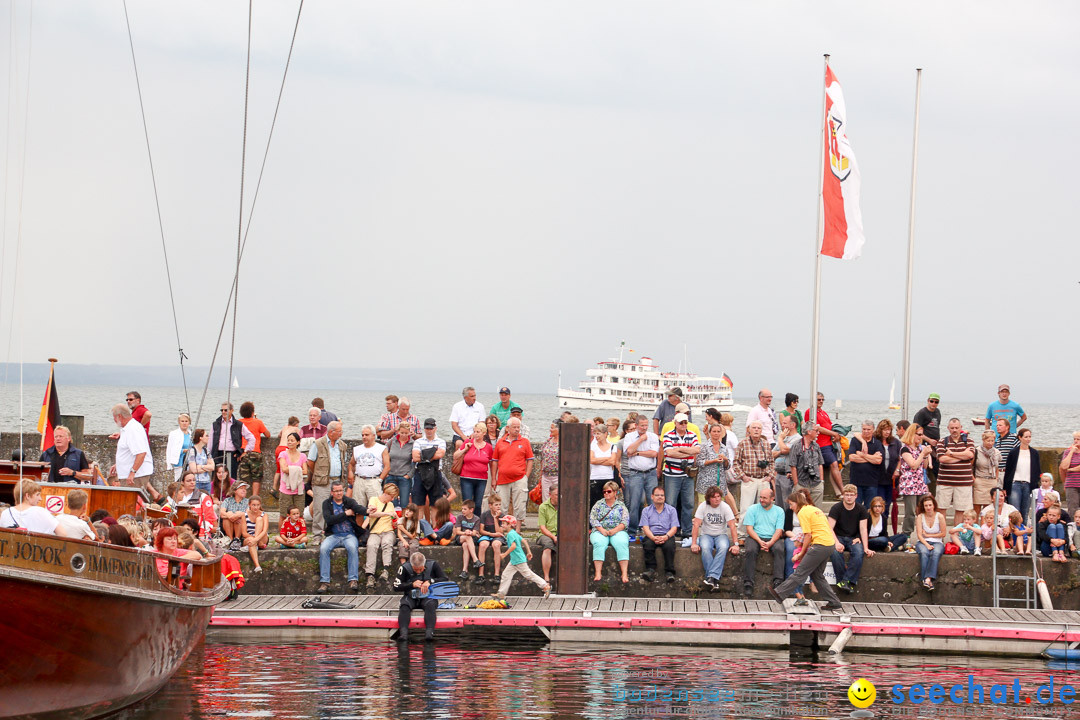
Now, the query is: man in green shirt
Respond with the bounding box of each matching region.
[537,485,558,583]
[491,386,523,427]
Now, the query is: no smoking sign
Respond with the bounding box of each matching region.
[45,495,65,514]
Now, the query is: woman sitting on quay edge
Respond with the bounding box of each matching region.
[241,496,269,573]
[590,480,630,583]
[769,487,843,611]
[914,494,947,592]
[866,496,907,552]
[219,482,250,550]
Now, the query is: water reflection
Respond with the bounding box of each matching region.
[116,637,1080,720]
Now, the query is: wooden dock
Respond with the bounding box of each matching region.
[210,595,1080,657]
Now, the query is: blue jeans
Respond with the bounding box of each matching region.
[663,474,695,537]
[459,476,487,508]
[1010,482,1031,523]
[385,475,409,508]
[856,486,879,511]
[784,538,797,578]
[624,469,657,534]
[916,541,944,581]
[868,533,908,552]
[698,533,731,579]
[1041,523,1066,557]
[196,480,213,496]
[319,533,359,583]
[830,536,865,585]
[420,519,454,540]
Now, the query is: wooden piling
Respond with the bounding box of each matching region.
[557,422,590,595]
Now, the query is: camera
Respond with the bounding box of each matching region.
[804,465,818,479]
[757,459,769,470]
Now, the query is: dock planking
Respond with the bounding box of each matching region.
[210,593,1080,657]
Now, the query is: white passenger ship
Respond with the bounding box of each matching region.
[557,346,734,413]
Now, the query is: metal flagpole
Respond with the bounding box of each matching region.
[900,68,922,420]
[809,54,830,426]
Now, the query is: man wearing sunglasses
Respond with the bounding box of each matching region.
[211,402,257,480]
[913,393,943,484]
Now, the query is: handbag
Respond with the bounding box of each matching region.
[528,481,543,505]
[451,442,467,476]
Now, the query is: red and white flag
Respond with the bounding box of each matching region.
[820,65,865,260]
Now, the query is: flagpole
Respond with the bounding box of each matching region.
[810,54,829,425]
[900,69,922,421]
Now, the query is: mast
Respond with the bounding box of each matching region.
[809,54,830,425]
[900,68,923,420]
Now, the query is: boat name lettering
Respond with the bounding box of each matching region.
[86,554,154,580]
[0,539,65,566]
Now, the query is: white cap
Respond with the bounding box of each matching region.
[674,413,689,423]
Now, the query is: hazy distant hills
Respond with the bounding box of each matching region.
[1,363,559,394]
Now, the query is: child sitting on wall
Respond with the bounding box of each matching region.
[1037,504,1069,562]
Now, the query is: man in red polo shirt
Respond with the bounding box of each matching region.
[492,417,533,518]
[805,392,843,496]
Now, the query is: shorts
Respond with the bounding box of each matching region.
[537,535,557,552]
[412,477,443,506]
[478,535,501,546]
[820,444,838,466]
[936,484,973,513]
[238,451,264,486]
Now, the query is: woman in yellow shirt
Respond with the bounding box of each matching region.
[769,487,844,611]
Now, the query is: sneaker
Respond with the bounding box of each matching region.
[316,583,329,594]
[379,569,389,581]
[680,537,692,548]
[419,538,434,546]
[439,539,452,546]
[543,585,551,599]
[490,592,506,600]
[642,570,657,583]
[665,573,676,584]
[822,602,844,611]
[974,546,982,556]
[229,539,242,552]
[349,580,359,593]
[253,566,262,574]
[472,560,484,569]
[959,546,970,554]
[793,598,810,607]
[835,580,849,593]
[742,583,754,598]
[459,570,469,580]
[493,574,501,583]
[905,545,917,554]
[767,586,784,605]
[366,575,376,588]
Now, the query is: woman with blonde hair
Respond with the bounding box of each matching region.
[589,480,630,583]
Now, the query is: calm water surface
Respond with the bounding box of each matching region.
[113,639,1080,720]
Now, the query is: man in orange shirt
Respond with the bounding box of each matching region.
[492,417,534,518]
[239,401,273,498]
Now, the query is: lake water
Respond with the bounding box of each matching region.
[2,384,1078,445]
[114,638,1079,719]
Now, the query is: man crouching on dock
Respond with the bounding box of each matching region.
[394,552,447,642]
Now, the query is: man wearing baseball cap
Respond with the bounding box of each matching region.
[491,387,522,427]
[653,387,687,435]
[985,384,1026,440]
[913,394,943,447]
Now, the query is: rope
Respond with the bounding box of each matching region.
[0,0,16,362]
[122,0,190,417]
[225,0,253,420]
[194,0,304,429]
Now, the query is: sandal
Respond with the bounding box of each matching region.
[923,578,933,591]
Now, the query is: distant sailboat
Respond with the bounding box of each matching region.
[232,376,239,389]
[888,376,901,410]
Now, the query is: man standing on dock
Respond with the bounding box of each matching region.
[733,421,775,537]
[985,384,1026,439]
[936,419,976,526]
[394,552,449,642]
[211,402,256,481]
[492,417,533,518]
[746,389,778,445]
[450,387,485,447]
[804,393,843,497]
[308,421,350,543]
[126,391,151,438]
[491,387,522,427]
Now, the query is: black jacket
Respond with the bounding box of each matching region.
[393,559,447,596]
[211,417,245,457]
[321,495,368,538]
[1003,446,1041,497]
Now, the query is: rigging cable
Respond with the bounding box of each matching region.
[193,0,305,429]
[4,0,32,399]
[122,0,190,416]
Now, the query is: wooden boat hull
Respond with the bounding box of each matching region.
[0,528,229,720]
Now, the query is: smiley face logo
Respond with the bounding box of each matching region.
[848,678,876,708]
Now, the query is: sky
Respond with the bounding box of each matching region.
[0,1,1077,403]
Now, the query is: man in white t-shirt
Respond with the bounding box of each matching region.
[746,389,779,445]
[0,480,69,536]
[449,386,486,446]
[53,488,96,540]
[110,403,154,487]
[690,487,739,591]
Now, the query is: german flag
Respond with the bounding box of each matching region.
[37,360,60,451]
[721,373,733,389]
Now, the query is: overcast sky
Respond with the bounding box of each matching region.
[1,1,1076,403]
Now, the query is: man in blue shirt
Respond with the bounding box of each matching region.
[317,481,367,594]
[740,487,786,598]
[985,384,1026,439]
[640,486,680,582]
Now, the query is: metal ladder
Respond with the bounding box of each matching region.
[992,489,1039,608]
